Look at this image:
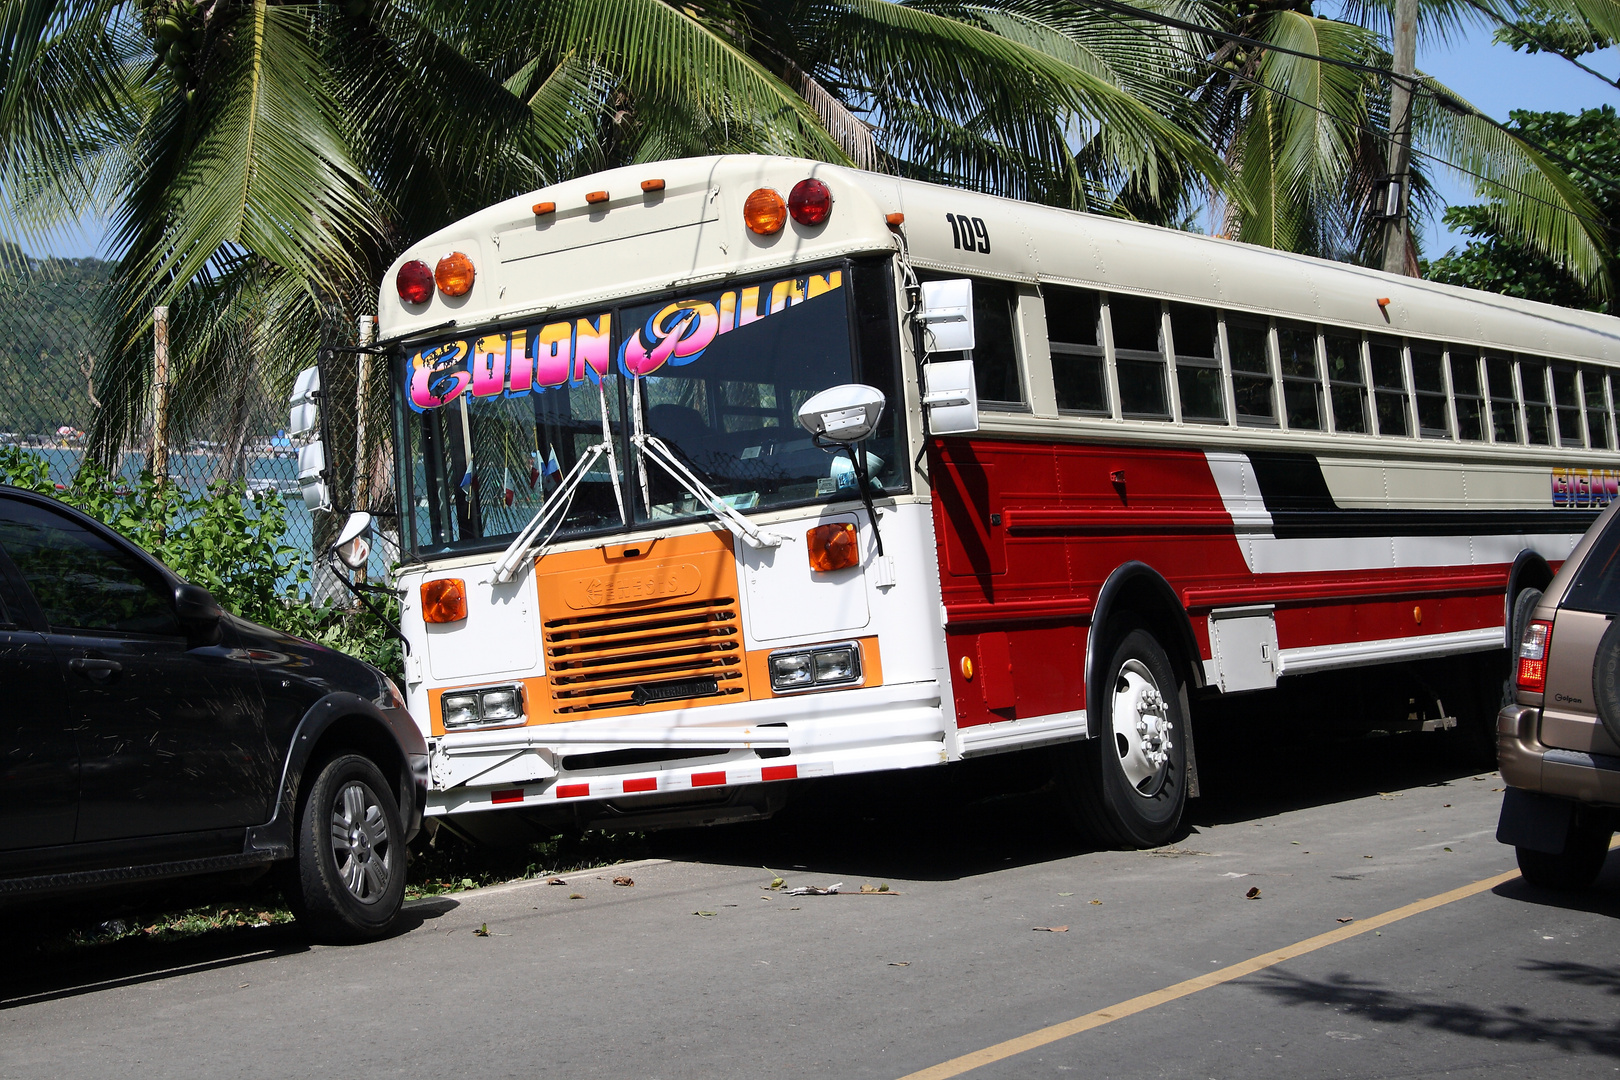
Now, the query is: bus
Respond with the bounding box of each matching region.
[295,155,1620,849]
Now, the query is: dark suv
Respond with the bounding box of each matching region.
[1498,498,1620,890]
[0,486,426,940]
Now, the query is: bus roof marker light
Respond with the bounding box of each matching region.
[434,252,475,297]
[532,201,556,215]
[640,178,665,192]
[744,188,787,234]
[586,190,609,204]
[396,259,433,304]
[886,212,905,227]
[788,178,832,226]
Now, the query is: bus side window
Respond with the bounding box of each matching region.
[1276,320,1322,431]
[1411,344,1450,439]
[1585,367,1613,449]
[1520,357,1552,445]
[926,275,1025,408]
[1045,285,1108,415]
[1449,348,1485,441]
[1485,354,1520,443]
[1323,330,1367,434]
[1368,335,1409,437]
[1552,365,1583,447]
[1108,294,1169,419]
[1168,302,1224,423]
[1226,317,1276,426]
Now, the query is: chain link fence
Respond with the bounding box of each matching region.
[0,257,397,589]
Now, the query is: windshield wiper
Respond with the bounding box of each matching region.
[630,375,782,550]
[492,380,627,584]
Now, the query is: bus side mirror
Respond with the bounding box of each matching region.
[918,279,975,353]
[797,384,886,444]
[922,360,979,435]
[333,512,374,569]
[289,364,331,513]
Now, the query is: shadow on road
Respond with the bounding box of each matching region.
[1245,964,1620,1058]
[1,896,457,1011]
[648,724,1482,882]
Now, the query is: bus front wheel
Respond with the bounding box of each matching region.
[1059,626,1189,849]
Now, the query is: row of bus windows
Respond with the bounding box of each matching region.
[944,277,1615,450]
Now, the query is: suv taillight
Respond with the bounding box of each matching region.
[1516,619,1554,693]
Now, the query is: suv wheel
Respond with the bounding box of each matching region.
[293,753,408,941]
[1516,817,1613,891]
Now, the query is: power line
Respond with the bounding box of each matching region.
[1065,0,1613,236]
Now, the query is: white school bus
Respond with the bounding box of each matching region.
[303,155,1620,848]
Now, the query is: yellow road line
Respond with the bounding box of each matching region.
[897,864,1524,1080]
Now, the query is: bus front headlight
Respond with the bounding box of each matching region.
[770,643,862,692]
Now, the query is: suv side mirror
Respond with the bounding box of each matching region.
[174,582,224,641]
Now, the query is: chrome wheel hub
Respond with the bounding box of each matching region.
[1112,659,1173,795]
[330,780,392,904]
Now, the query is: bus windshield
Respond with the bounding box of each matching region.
[401,259,905,556]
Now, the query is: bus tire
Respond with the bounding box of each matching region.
[292,753,408,943]
[1060,627,1188,849]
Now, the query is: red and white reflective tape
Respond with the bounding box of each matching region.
[492,760,831,805]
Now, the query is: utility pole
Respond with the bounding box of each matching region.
[1381,0,1418,276]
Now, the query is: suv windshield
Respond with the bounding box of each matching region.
[400,259,904,556]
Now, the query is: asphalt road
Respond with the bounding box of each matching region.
[6,725,1620,1080]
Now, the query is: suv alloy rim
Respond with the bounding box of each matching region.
[331,780,393,903]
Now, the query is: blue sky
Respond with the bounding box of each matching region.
[1415,26,1620,255]
[26,19,1620,262]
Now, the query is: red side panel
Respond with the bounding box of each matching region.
[929,438,1512,730]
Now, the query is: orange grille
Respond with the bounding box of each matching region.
[544,596,746,712]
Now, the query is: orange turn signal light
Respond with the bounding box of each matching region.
[422,578,468,623]
[807,522,859,572]
[434,252,475,297]
[885,212,906,227]
[744,188,787,235]
[586,190,610,205]
[641,178,665,192]
[533,201,556,215]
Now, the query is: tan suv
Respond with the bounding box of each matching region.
[1498,499,1620,890]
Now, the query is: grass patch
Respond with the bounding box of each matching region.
[22,827,650,956]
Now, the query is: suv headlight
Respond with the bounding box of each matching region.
[441,684,526,729]
[769,643,862,692]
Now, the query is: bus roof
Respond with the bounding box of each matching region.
[380,155,1620,364]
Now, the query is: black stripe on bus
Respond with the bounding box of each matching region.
[1245,451,1601,539]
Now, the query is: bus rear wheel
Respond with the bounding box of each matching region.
[1059,627,1188,849]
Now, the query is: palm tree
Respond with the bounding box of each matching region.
[1,0,1227,464]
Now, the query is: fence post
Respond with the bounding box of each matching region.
[148,305,171,483]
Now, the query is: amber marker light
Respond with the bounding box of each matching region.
[960,656,974,680]
[744,188,787,234]
[586,190,610,204]
[885,212,906,227]
[533,201,556,215]
[396,259,434,304]
[422,578,468,623]
[788,178,832,225]
[806,522,859,572]
[435,252,475,297]
[641,178,665,192]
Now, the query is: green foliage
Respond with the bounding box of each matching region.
[1425,107,1620,311]
[0,253,114,436]
[0,445,402,678]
